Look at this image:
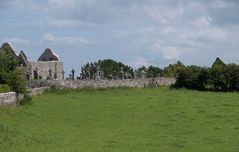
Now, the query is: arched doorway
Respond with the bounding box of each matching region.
[34,68,38,79]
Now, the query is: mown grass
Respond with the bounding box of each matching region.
[0,87,239,152]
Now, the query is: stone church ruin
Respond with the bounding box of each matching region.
[0,42,175,90]
[0,43,64,81]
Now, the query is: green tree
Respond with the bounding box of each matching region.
[0,50,18,73]
[0,50,18,84]
[81,59,133,78]
[0,49,27,95]
[7,67,27,94]
[209,57,227,91]
[147,66,163,78]
[174,66,193,88]
[0,43,18,58]
[163,61,185,77]
[227,64,239,91]
[174,66,209,90]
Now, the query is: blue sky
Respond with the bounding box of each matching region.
[1,0,239,74]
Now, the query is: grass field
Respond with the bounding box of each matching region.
[0,87,239,152]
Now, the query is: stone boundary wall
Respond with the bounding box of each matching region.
[0,92,17,107]
[29,86,50,96]
[54,78,176,89]
[155,77,176,86]
[0,87,50,107]
[0,78,175,107]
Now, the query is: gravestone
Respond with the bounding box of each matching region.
[120,67,124,79]
[140,70,146,79]
[133,70,138,79]
[87,71,91,80]
[95,66,101,80]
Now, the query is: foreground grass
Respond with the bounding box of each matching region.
[0,87,239,152]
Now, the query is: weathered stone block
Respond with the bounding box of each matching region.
[0,92,17,107]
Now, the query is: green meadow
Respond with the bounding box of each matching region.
[0,87,239,152]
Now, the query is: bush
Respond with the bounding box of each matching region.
[6,67,31,104]
[174,66,208,90]
[163,61,185,77]
[209,58,227,91]
[173,58,239,92]
[19,94,32,105]
[0,84,11,93]
[7,68,27,94]
[0,51,18,74]
[227,64,239,91]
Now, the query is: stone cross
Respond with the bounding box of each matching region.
[120,67,124,79]
[87,71,91,80]
[141,70,146,79]
[61,70,65,80]
[81,71,85,79]
[134,70,137,79]
[101,70,104,79]
[95,66,101,80]
[71,69,75,80]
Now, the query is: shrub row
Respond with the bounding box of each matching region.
[174,58,239,92]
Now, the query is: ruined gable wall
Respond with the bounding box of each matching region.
[29,61,64,80]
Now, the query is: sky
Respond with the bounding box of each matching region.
[0,0,239,74]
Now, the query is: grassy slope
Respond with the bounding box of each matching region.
[0,87,239,152]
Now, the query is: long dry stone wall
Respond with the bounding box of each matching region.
[0,92,17,106]
[0,78,175,107]
[54,78,175,89]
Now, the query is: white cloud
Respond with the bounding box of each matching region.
[43,33,56,41]
[113,30,131,39]
[134,57,150,67]
[151,41,181,61]
[2,0,239,70]
[160,47,180,61]
[46,18,98,28]
[211,0,234,9]
[47,18,83,27]
[48,0,76,8]
[48,0,97,9]
[181,26,227,44]
[146,6,184,25]
[8,0,39,10]
[43,33,89,44]
[194,16,212,28]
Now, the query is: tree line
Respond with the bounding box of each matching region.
[81,59,133,79]
[80,59,184,79]
[1,42,239,93]
[173,58,239,92]
[81,58,239,92]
